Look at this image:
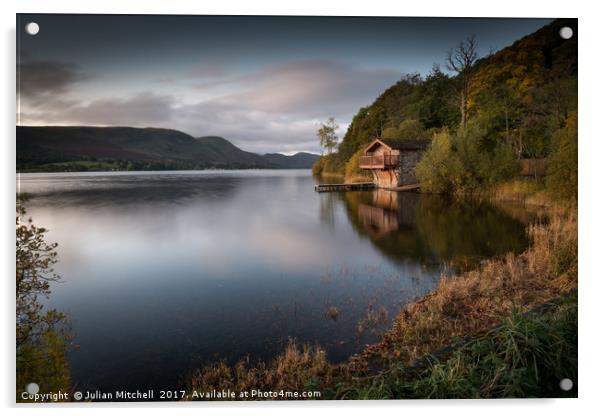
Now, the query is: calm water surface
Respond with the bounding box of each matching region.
[18,170,531,391]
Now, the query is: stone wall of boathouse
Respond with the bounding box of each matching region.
[369,149,424,189]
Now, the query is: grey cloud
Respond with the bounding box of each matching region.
[199,60,401,117]
[21,92,174,128]
[68,92,175,126]
[188,62,227,78]
[18,60,89,97]
[172,100,324,153]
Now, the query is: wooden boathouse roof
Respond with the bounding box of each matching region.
[364,138,430,153]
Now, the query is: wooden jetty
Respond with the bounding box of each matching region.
[315,182,420,193]
[314,182,376,192]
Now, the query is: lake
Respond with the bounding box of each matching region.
[17,170,531,392]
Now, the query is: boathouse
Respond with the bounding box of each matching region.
[359,138,429,188]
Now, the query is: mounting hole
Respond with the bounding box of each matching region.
[25,22,40,36]
[25,382,40,394]
[559,26,573,40]
[559,378,573,391]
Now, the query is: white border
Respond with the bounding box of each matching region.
[2,1,600,415]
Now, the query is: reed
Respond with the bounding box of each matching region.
[187,340,330,399]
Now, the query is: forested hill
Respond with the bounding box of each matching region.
[16,126,319,172]
[314,18,577,182]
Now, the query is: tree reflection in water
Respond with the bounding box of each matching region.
[339,190,533,272]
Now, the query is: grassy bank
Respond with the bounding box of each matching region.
[490,179,550,206]
[187,205,577,399]
[336,292,577,399]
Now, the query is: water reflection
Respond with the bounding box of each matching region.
[17,170,532,393]
[339,190,531,271]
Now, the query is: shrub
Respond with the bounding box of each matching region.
[415,129,457,193]
[416,128,518,194]
[546,112,577,201]
[344,149,371,182]
[489,141,520,184]
[450,128,492,193]
[311,156,325,176]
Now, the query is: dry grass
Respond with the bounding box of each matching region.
[492,179,549,206]
[356,305,389,339]
[188,340,331,399]
[353,206,577,368]
[325,306,340,321]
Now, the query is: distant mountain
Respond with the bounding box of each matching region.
[16,126,319,172]
[263,152,321,169]
[196,135,270,167]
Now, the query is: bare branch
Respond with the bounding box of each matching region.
[446,34,478,76]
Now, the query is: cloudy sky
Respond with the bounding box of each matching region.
[17,14,551,154]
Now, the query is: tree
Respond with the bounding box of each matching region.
[415,129,457,194]
[17,195,62,348]
[397,119,429,139]
[317,117,339,155]
[446,35,479,130]
[16,195,71,399]
[381,127,400,139]
[546,112,578,201]
[381,119,429,140]
[416,65,459,130]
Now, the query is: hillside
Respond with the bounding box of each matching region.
[314,18,577,179]
[196,135,269,167]
[263,152,321,169]
[16,126,319,172]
